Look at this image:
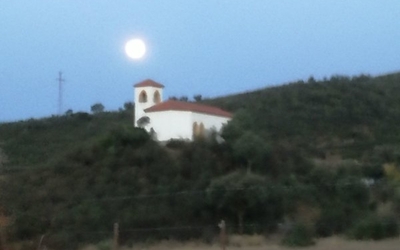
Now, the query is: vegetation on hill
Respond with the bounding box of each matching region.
[206,72,400,158]
[1,72,400,249]
[0,111,132,167]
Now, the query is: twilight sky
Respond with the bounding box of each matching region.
[1,1,399,122]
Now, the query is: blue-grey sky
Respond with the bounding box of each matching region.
[1,1,399,122]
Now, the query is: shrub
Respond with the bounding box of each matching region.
[347,215,399,240]
[281,222,315,247]
[96,239,112,250]
[166,139,188,149]
[73,112,92,121]
[47,231,79,250]
[315,206,347,237]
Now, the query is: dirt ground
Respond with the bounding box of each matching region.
[82,236,400,250]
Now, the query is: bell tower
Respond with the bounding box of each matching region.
[133,79,164,127]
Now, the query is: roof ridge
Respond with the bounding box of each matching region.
[134,79,165,88]
[145,100,232,118]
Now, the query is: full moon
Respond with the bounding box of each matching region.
[125,39,146,59]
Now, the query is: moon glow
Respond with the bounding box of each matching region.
[125,39,146,59]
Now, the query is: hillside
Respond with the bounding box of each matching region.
[2,72,400,167]
[205,72,400,159]
[0,111,132,168]
[1,72,400,249]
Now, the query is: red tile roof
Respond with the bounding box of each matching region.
[134,79,165,88]
[145,100,232,118]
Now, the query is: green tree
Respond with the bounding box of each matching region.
[221,109,253,143]
[193,94,202,102]
[123,101,134,111]
[65,109,73,116]
[179,96,189,102]
[207,171,271,234]
[233,131,270,172]
[90,103,105,114]
[136,116,150,128]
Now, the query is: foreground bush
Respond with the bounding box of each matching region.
[281,222,315,247]
[347,215,399,240]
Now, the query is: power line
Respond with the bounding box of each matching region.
[56,71,65,115]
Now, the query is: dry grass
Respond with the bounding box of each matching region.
[80,236,400,250]
[228,234,265,247]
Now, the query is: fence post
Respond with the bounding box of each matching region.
[218,220,226,250]
[113,223,119,250]
[0,228,6,250]
[0,213,8,250]
[37,234,45,250]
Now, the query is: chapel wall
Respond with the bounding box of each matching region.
[191,112,230,138]
[147,110,192,141]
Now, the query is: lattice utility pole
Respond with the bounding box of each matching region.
[56,71,65,115]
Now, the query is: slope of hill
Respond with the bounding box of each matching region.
[205,72,400,158]
[0,111,132,168]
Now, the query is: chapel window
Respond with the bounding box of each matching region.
[139,90,147,103]
[193,122,199,139]
[199,123,205,137]
[153,91,161,103]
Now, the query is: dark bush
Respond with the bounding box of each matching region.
[73,112,92,121]
[281,222,315,247]
[347,215,399,240]
[165,139,188,149]
[315,205,349,237]
[46,231,80,250]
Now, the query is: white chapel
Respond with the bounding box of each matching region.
[133,79,232,141]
